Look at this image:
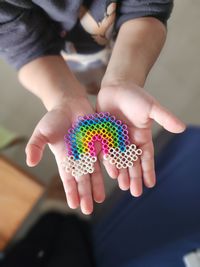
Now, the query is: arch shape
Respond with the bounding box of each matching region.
[63,112,142,177]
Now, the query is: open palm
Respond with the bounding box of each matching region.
[25,96,105,214]
[97,81,186,196]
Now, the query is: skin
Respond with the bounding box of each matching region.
[97,17,186,196]
[18,17,186,215]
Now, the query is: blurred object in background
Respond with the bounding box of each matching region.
[0,156,44,252]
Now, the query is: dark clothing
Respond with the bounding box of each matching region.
[93,127,200,267]
[1,213,94,267]
[0,0,173,69]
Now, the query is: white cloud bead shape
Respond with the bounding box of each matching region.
[62,144,142,178]
[62,154,97,178]
[103,145,142,169]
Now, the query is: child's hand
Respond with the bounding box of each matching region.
[97,81,186,196]
[25,96,105,214]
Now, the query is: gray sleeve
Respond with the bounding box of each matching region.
[115,0,174,30]
[0,3,64,69]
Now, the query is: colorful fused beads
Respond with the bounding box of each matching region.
[62,112,142,177]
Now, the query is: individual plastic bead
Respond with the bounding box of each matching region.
[109,158,116,165]
[104,149,109,154]
[136,149,142,155]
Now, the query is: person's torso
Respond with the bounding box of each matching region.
[4,0,118,54]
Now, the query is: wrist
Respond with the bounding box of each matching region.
[40,83,87,111]
[101,71,146,89]
[50,91,89,112]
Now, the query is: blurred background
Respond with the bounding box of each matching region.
[0,0,199,201]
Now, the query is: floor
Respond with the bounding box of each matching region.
[0,0,200,194]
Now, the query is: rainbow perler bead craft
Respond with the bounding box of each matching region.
[62,112,142,177]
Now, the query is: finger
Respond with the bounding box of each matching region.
[103,159,119,179]
[100,151,119,179]
[129,160,143,197]
[25,129,48,167]
[117,168,130,191]
[63,176,80,209]
[128,128,155,188]
[140,142,156,188]
[57,159,80,209]
[76,174,93,215]
[150,102,186,133]
[91,160,105,203]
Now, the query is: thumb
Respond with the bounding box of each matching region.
[150,102,186,133]
[25,129,48,167]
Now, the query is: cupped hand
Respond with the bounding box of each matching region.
[97,81,186,197]
[25,95,105,214]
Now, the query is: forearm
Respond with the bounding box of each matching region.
[102,17,167,87]
[18,55,87,111]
